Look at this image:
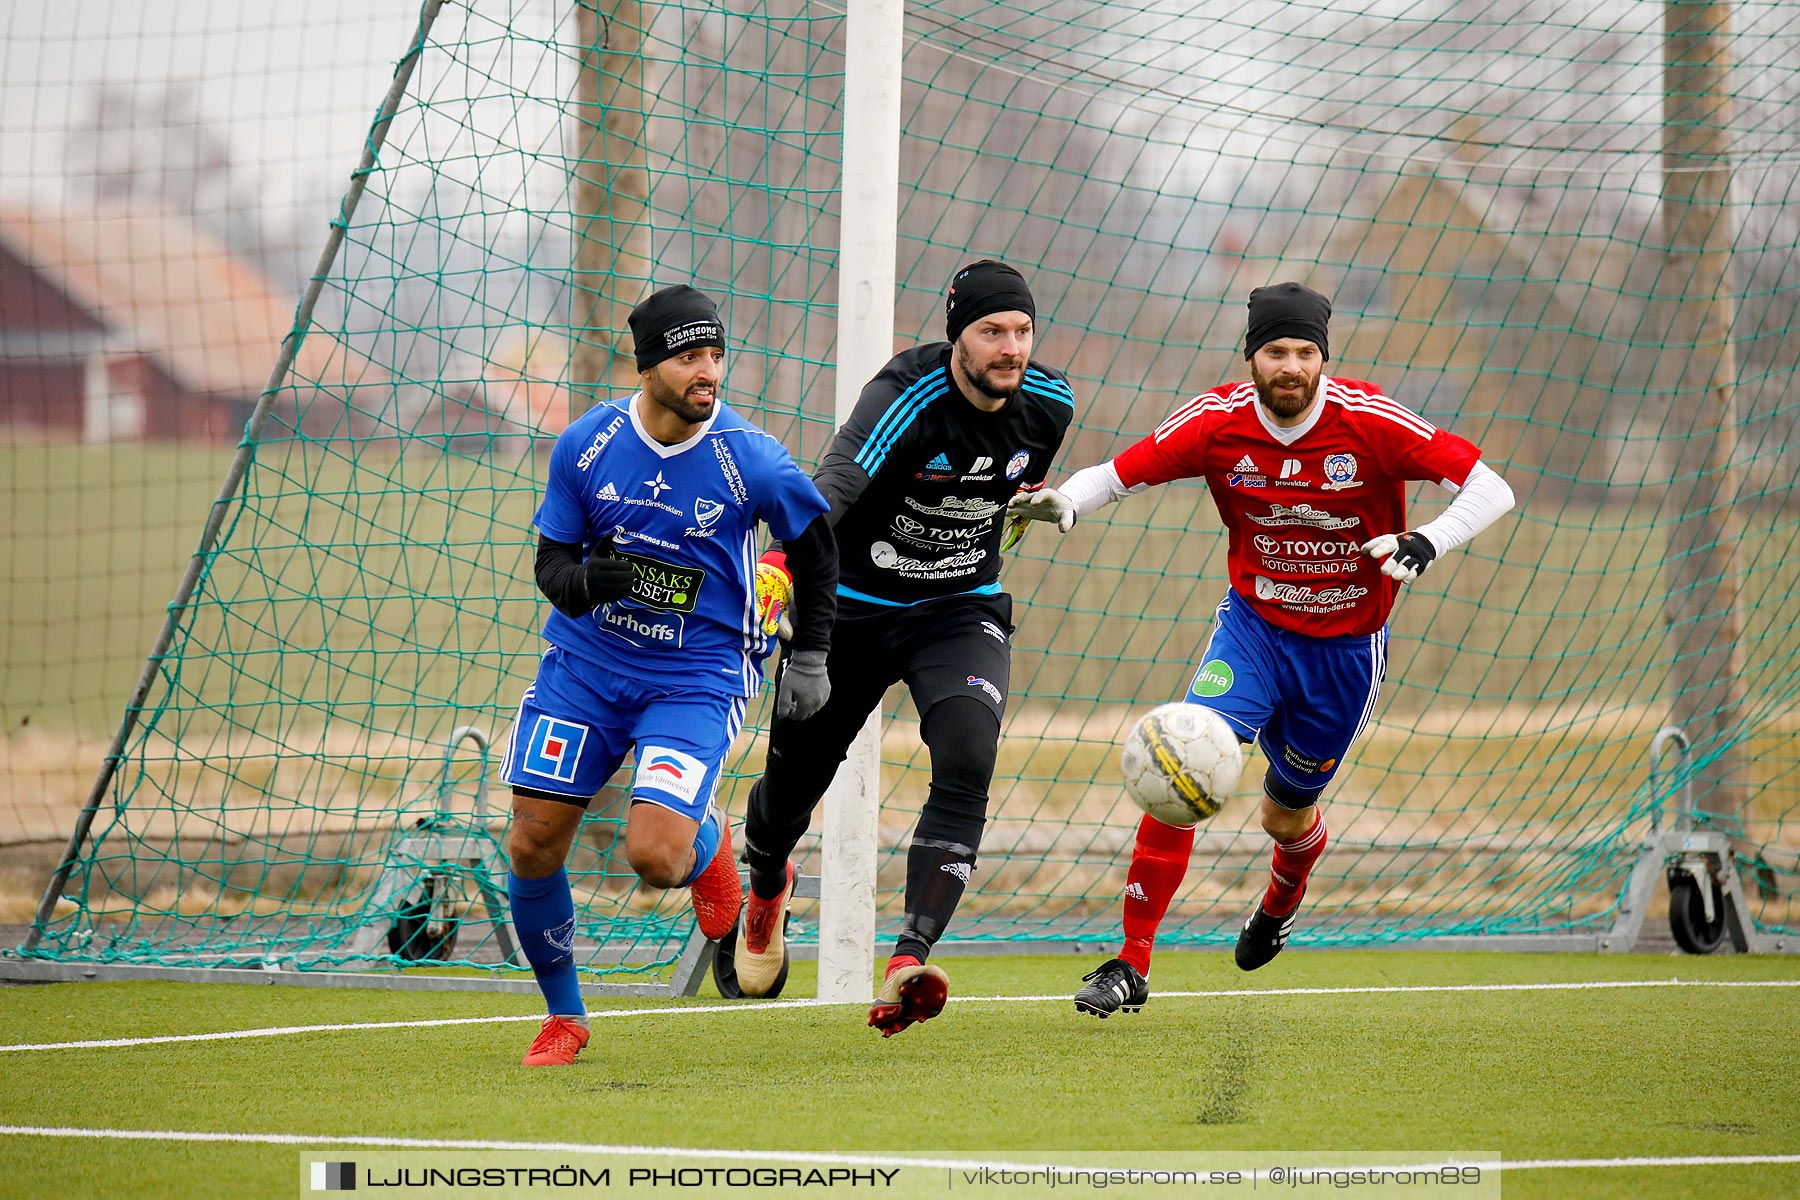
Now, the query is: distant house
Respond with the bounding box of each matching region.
[0,206,386,443]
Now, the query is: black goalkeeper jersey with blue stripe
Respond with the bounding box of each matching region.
[812,343,1075,609]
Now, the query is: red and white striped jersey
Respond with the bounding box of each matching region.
[1112,377,1482,637]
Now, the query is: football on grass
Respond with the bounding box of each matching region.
[1120,702,1244,825]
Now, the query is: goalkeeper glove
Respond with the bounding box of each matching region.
[1360,531,1438,583]
[754,549,794,640]
[1001,483,1034,552]
[1005,484,1077,534]
[775,647,830,721]
[580,536,636,607]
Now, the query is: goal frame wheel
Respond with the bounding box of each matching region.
[1667,867,1727,955]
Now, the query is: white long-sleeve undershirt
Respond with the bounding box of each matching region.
[1414,460,1513,555]
[1054,458,1514,553]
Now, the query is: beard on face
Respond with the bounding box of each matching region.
[644,369,717,424]
[955,338,1025,401]
[1251,359,1319,419]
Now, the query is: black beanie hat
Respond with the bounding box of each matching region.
[1245,282,1331,362]
[945,260,1036,344]
[630,285,726,372]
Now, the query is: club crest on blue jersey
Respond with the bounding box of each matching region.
[522,716,588,784]
[1005,449,1031,480]
[694,497,725,528]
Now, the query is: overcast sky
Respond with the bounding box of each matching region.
[1,0,427,215]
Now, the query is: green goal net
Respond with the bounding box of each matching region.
[7,0,1798,983]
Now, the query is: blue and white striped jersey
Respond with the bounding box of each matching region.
[533,395,827,698]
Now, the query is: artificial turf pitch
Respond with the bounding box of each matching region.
[2,950,1797,1198]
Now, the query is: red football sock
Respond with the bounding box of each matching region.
[1117,813,1196,975]
[1263,812,1327,917]
[884,953,922,980]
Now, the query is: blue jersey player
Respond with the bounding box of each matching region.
[501,285,837,1066]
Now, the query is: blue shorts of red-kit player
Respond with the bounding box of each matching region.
[1181,589,1387,808]
[500,646,747,820]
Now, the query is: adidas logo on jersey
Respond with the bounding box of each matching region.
[597,483,619,500]
[926,452,954,471]
[1124,882,1148,901]
[1233,455,1260,474]
[940,861,973,883]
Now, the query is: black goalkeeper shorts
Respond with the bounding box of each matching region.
[791,590,1015,728]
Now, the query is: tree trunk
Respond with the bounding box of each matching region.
[570,0,653,408]
[1660,0,1745,828]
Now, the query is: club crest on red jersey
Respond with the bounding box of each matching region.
[1322,453,1362,491]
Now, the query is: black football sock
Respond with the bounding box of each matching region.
[893,837,978,963]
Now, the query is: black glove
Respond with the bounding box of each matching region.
[775,648,831,722]
[579,537,636,606]
[1360,531,1438,583]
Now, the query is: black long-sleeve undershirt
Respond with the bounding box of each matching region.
[533,536,594,620]
[533,514,838,651]
[779,513,838,654]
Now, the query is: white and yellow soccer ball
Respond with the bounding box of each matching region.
[1120,702,1244,826]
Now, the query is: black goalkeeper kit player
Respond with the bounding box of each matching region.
[746,339,1074,962]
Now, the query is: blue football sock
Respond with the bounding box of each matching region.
[677,807,723,888]
[508,868,585,1017]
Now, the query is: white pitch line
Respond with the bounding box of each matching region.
[3,977,1796,1054]
[0,997,830,1053]
[1,1127,1797,1176]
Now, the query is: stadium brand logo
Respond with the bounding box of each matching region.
[613,526,681,552]
[1322,453,1362,490]
[713,440,749,503]
[602,607,680,643]
[940,861,973,883]
[694,498,725,528]
[576,415,626,471]
[1228,455,1267,487]
[523,716,588,784]
[1280,458,1303,479]
[904,494,1002,522]
[966,676,1004,705]
[979,620,1008,643]
[1190,659,1233,698]
[310,1162,357,1192]
[1254,535,1280,554]
[926,452,954,472]
[643,471,672,500]
[634,744,707,805]
[895,515,926,535]
[1259,557,1356,576]
[1005,449,1031,480]
[1124,882,1147,901]
[662,319,721,351]
[1253,577,1370,607]
[1282,745,1336,775]
[870,541,987,578]
[597,482,620,501]
[1247,503,1360,530]
[1270,538,1361,557]
[969,455,994,474]
[612,550,706,612]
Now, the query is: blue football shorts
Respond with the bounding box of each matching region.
[1181,589,1387,807]
[499,646,747,821]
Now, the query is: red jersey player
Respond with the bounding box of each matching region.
[1008,282,1515,1014]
